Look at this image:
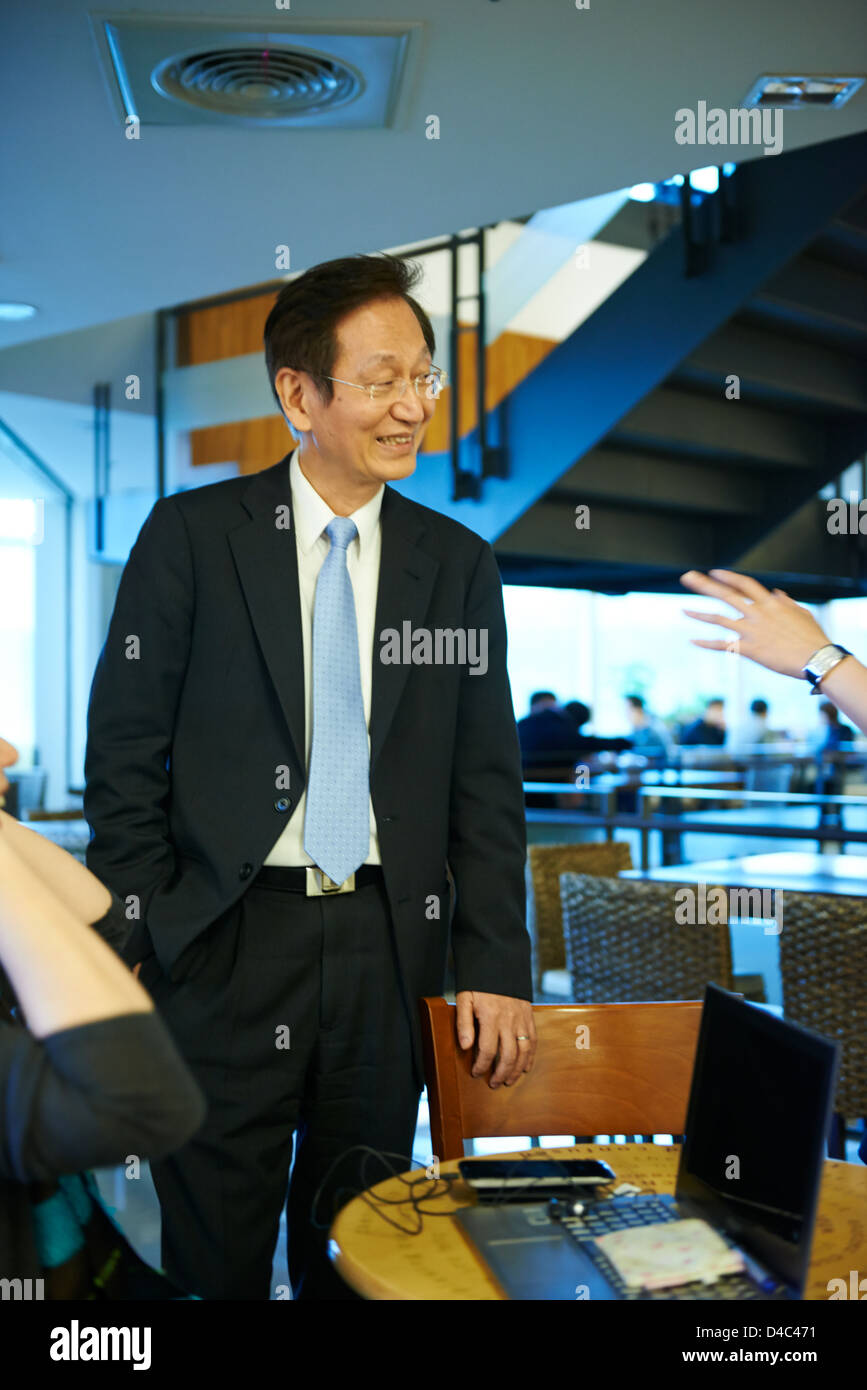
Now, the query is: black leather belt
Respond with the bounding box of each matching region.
[253,864,384,896]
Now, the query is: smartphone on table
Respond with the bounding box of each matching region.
[458,1158,616,1202]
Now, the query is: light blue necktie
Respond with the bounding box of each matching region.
[304,516,370,884]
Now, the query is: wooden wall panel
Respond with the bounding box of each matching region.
[176,291,277,366]
[191,416,291,473]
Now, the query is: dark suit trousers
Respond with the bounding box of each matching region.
[143,872,422,1300]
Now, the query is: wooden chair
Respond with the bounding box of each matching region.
[526,841,634,996]
[559,873,734,1003]
[419,996,703,1163]
[778,889,867,1159]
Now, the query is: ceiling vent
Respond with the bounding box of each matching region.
[152,47,361,120]
[743,74,864,110]
[91,14,419,127]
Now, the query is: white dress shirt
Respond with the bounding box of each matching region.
[263,447,383,867]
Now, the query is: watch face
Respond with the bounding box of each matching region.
[806,646,846,682]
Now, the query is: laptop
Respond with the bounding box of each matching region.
[453,983,839,1300]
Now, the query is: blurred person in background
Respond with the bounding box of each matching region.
[812,700,855,799]
[743,698,779,744]
[623,694,673,761]
[739,699,791,793]
[517,690,582,768]
[562,700,632,757]
[680,696,727,746]
[815,700,855,754]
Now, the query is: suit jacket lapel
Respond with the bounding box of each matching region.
[370,486,440,768]
[228,457,440,778]
[229,455,306,775]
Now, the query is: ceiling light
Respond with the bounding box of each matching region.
[689,166,719,194]
[0,303,37,321]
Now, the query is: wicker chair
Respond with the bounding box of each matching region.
[559,874,734,1004]
[526,841,633,997]
[778,889,867,1159]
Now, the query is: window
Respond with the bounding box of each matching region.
[0,499,37,764]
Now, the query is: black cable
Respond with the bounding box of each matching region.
[310,1147,617,1237]
[310,1146,461,1236]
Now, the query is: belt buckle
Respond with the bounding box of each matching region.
[305,867,355,896]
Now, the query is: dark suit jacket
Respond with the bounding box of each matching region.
[680,719,726,747]
[83,453,533,1087]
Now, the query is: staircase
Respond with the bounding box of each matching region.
[396,130,867,602]
[496,180,867,597]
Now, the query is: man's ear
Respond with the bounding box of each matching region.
[274,366,313,436]
[273,390,301,442]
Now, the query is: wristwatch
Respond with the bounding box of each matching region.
[802,644,851,695]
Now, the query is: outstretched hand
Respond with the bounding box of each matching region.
[680,569,830,678]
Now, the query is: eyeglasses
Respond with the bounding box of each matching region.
[322,367,447,403]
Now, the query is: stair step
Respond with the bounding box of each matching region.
[679,318,867,414]
[610,386,825,469]
[553,447,765,516]
[754,254,867,347]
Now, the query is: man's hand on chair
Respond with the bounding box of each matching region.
[456,991,537,1088]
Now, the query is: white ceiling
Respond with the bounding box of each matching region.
[2,0,866,358]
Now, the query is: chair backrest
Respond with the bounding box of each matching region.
[778,890,867,1114]
[559,874,733,1003]
[526,841,633,988]
[419,997,703,1162]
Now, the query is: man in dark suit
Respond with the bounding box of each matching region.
[83,253,534,1301]
[680,697,727,746]
[517,691,582,768]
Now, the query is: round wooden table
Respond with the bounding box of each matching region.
[329,1144,867,1300]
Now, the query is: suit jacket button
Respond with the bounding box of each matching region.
[239,862,254,880]
[274,798,290,812]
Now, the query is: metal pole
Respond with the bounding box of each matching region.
[93,383,108,553]
[477,228,486,462]
[449,235,459,499]
[156,310,167,498]
[64,496,73,797]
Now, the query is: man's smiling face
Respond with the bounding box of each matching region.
[276,296,438,502]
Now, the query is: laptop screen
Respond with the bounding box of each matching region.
[675,983,838,1294]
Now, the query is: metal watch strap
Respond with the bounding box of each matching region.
[802,644,851,695]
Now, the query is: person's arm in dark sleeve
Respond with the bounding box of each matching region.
[0,1013,207,1183]
[83,496,195,927]
[446,541,532,1001]
[0,829,206,1182]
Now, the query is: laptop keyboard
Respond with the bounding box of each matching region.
[560,1196,773,1300]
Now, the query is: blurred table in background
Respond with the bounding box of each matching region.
[24,816,90,862]
[622,851,867,897]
